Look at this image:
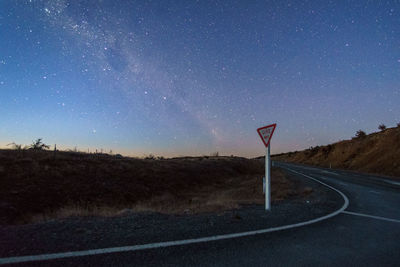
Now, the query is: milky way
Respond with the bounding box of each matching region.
[1,0,399,157]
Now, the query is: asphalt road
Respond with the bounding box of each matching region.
[2,162,400,266]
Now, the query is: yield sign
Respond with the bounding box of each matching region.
[257,123,276,148]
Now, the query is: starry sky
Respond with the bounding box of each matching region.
[1,0,399,157]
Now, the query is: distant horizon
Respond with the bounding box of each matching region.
[1,122,397,158]
[1,1,399,158]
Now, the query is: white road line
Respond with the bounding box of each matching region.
[0,168,349,265]
[383,179,400,186]
[369,190,381,195]
[342,211,400,223]
[321,170,339,176]
[286,168,350,210]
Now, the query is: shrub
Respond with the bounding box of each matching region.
[309,146,320,153]
[378,124,386,131]
[145,154,155,160]
[355,130,367,138]
[29,138,50,150]
[322,144,333,154]
[397,122,400,127]
[7,142,26,150]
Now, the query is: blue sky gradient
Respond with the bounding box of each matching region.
[1,0,399,157]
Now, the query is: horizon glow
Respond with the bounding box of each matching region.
[1,1,399,157]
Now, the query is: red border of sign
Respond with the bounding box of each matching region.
[257,123,277,148]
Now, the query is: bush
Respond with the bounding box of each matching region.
[322,144,333,154]
[355,130,367,138]
[7,142,26,150]
[397,122,400,127]
[378,124,386,131]
[29,138,50,150]
[145,154,155,160]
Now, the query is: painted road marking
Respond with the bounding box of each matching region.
[316,176,349,187]
[287,168,350,209]
[369,190,381,195]
[342,211,400,223]
[0,168,349,265]
[309,174,350,188]
[322,170,339,176]
[383,179,400,186]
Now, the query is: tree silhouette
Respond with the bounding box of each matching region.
[355,130,366,138]
[378,124,386,131]
[29,138,50,150]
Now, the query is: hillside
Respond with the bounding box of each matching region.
[272,126,400,177]
[0,150,306,225]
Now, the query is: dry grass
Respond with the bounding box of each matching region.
[28,170,294,224]
[0,151,300,225]
[273,126,400,178]
[29,205,121,223]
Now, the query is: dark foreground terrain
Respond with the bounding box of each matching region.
[0,150,311,225]
[0,166,341,264]
[2,163,399,266]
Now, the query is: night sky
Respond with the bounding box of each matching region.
[1,1,399,157]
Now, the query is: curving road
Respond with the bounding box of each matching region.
[1,162,400,266]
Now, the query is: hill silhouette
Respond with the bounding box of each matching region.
[273,126,400,177]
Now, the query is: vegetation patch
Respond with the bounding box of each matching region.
[0,150,305,225]
[273,125,400,177]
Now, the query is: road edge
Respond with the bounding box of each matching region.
[0,167,349,265]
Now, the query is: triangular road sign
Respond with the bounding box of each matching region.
[257,123,276,148]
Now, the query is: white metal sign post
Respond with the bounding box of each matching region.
[257,123,277,211]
